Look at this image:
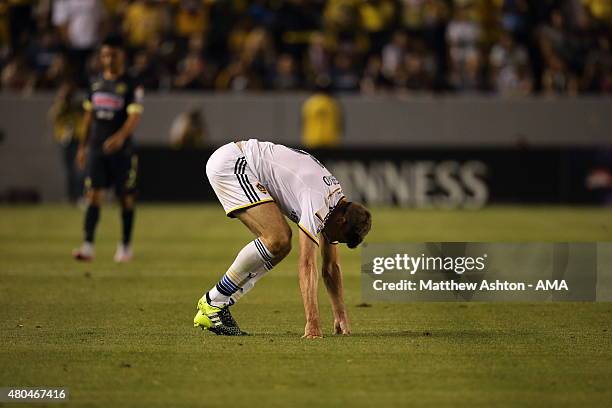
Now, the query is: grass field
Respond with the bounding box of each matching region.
[1,205,612,407]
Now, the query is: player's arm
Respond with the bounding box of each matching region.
[76,107,93,170]
[103,109,142,154]
[81,109,92,145]
[103,86,144,154]
[298,228,323,339]
[321,237,351,335]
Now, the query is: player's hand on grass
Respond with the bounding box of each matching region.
[76,145,87,170]
[302,320,323,339]
[103,133,126,154]
[333,312,351,335]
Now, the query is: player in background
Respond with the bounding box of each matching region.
[194,140,372,338]
[72,35,144,263]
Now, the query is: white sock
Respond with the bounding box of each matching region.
[207,238,274,307]
[229,269,269,304]
[82,242,94,254]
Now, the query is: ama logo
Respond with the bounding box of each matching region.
[535,280,569,290]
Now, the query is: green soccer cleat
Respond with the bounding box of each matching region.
[193,294,248,336]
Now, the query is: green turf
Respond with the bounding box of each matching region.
[1,205,611,407]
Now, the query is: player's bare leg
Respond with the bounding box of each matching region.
[114,193,135,263]
[194,202,292,335]
[235,201,292,259]
[229,201,292,302]
[73,188,104,261]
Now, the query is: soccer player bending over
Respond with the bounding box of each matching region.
[72,35,144,263]
[194,140,372,338]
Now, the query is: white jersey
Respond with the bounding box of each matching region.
[240,139,344,244]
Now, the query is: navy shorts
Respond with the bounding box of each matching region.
[85,151,138,196]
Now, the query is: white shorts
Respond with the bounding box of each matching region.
[206,142,274,217]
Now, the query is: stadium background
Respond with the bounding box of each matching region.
[0,0,611,205]
[1,1,612,407]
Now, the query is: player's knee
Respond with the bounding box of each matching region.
[264,228,292,258]
[87,190,103,206]
[120,195,135,209]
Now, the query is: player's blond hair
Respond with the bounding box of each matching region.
[345,202,372,249]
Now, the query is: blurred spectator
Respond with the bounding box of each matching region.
[360,54,393,93]
[412,0,450,90]
[36,53,70,90]
[538,9,568,58]
[542,52,579,95]
[216,59,264,91]
[217,27,273,91]
[270,54,301,90]
[129,50,160,90]
[241,27,275,79]
[581,34,611,91]
[53,0,104,50]
[582,0,612,23]
[447,5,482,87]
[330,52,360,92]
[27,29,63,78]
[1,55,33,92]
[122,0,166,50]
[169,108,206,148]
[401,0,449,36]
[449,50,488,92]
[174,52,213,90]
[304,31,331,82]
[302,77,343,148]
[174,0,210,55]
[52,0,105,85]
[175,0,209,40]
[0,0,610,96]
[401,0,427,32]
[324,0,361,34]
[358,0,396,52]
[396,49,434,91]
[489,31,532,95]
[382,30,408,78]
[501,0,529,40]
[48,82,84,203]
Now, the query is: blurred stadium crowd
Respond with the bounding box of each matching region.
[1,0,611,96]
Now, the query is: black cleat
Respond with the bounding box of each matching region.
[193,295,249,336]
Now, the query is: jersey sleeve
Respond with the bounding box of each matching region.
[126,80,144,115]
[298,191,327,246]
[83,82,93,112]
